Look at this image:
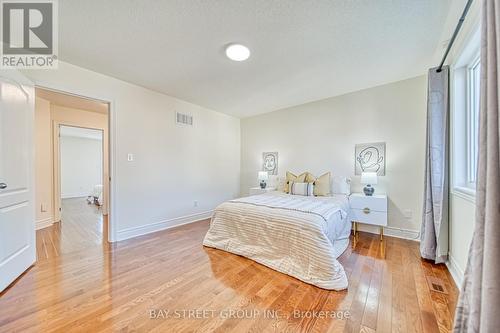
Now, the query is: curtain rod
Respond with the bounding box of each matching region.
[436,0,474,72]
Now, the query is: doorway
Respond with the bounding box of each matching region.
[60,125,104,246]
[34,88,110,259]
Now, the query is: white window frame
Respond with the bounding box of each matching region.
[451,24,480,201]
[465,55,480,188]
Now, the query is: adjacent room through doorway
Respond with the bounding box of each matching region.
[34,88,110,260]
[60,125,104,247]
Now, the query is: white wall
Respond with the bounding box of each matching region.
[241,75,427,238]
[34,97,53,229]
[60,135,102,199]
[25,61,241,241]
[449,194,475,282]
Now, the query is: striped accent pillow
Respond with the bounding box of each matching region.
[290,182,314,196]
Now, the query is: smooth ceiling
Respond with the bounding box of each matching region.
[59,0,457,118]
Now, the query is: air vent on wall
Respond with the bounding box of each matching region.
[176,112,193,126]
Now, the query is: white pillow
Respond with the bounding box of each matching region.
[290,182,314,196]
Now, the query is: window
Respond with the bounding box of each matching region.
[452,27,480,198]
[466,56,480,187]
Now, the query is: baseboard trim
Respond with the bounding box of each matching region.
[446,254,464,288]
[36,217,54,230]
[356,224,420,241]
[116,210,213,242]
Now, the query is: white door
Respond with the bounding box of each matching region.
[0,70,35,292]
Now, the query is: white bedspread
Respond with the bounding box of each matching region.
[203,192,350,290]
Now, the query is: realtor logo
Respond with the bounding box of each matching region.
[1,0,58,68]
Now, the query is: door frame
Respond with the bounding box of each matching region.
[35,84,117,242]
[54,124,107,222]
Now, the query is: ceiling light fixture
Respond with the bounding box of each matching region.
[225,44,250,61]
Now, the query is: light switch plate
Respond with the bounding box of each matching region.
[127,153,134,162]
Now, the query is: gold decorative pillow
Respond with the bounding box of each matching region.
[284,171,307,193]
[305,172,316,183]
[304,172,331,196]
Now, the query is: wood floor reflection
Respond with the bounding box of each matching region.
[36,197,106,261]
[0,218,457,332]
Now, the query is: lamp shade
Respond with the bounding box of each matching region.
[360,172,378,185]
[258,171,269,181]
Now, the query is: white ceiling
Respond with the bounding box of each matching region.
[59,0,460,118]
[60,126,103,140]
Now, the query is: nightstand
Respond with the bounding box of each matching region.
[349,193,388,240]
[249,187,276,196]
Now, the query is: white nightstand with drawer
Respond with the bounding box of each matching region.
[249,187,276,196]
[349,193,388,240]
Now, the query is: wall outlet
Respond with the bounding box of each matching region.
[403,209,413,219]
[41,203,47,212]
[127,153,134,162]
[194,200,198,207]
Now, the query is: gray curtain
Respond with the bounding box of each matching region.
[420,66,449,264]
[454,1,500,332]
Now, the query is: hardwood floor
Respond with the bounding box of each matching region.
[36,197,104,261]
[0,218,457,332]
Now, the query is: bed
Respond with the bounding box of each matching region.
[202,189,351,290]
